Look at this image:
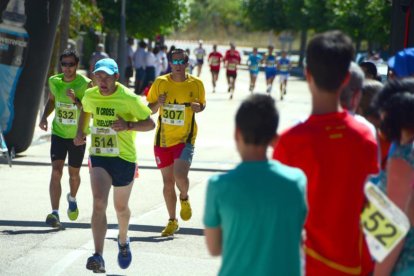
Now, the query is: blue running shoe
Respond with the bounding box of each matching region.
[66,193,79,221]
[117,236,132,269]
[45,212,61,228]
[86,253,105,273]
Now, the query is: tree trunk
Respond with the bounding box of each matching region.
[298,28,307,68]
[58,0,72,73]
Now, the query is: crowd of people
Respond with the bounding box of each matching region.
[37,31,414,275]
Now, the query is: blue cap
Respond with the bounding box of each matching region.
[388,48,414,78]
[93,58,119,75]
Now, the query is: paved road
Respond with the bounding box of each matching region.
[0,66,311,275]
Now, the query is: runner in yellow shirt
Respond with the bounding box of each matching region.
[74,58,155,273]
[147,48,206,237]
[39,49,92,228]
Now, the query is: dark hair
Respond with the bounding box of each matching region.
[374,79,414,141]
[138,40,147,48]
[59,49,79,63]
[168,48,189,63]
[306,30,354,91]
[359,79,383,119]
[235,94,279,146]
[359,61,379,80]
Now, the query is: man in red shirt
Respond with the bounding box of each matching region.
[208,44,223,93]
[273,31,378,276]
[224,43,241,100]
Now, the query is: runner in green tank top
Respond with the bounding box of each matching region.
[39,49,92,228]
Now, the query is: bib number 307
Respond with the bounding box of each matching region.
[361,182,410,262]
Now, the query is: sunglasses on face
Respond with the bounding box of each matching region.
[61,62,76,67]
[171,59,185,65]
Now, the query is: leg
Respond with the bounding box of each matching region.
[68,166,81,197]
[173,159,191,200]
[160,165,177,220]
[90,167,112,255]
[50,160,65,210]
[113,182,134,244]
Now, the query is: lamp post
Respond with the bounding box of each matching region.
[118,0,126,84]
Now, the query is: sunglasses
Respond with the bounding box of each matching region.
[61,62,76,67]
[171,59,185,65]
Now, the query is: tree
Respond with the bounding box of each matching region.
[96,0,189,38]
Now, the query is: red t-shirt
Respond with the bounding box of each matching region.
[224,50,241,73]
[273,111,378,276]
[208,52,223,71]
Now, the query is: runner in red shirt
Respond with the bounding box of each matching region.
[273,31,378,276]
[224,43,241,100]
[208,44,223,93]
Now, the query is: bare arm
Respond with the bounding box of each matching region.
[111,115,155,132]
[73,110,91,146]
[148,93,167,114]
[374,157,414,276]
[38,93,55,131]
[204,227,222,256]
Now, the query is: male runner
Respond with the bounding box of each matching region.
[224,43,241,99]
[247,47,262,93]
[194,40,206,77]
[208,44,223,93]
[263,45,277,94]
[39,49,92,228]
[277,51,291,100]
[147,49,206,237]
[74,58,155,273]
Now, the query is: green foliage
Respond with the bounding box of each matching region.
[70,0,103,38]
[96,0,189,38]
[243,0,287,32]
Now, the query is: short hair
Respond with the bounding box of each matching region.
[340,62,365,109]
[59,49,80,63]
[374,79,414,141]
[168,48,189,63]
[359,79,383,118]
[359,61,380,81]
[306,30,355,92]
[138,40,147,48]
[235,94,278,146]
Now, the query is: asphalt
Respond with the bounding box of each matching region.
[0,65,311,275]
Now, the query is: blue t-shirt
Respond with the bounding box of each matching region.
[248,54,262,73]
[278,57,290,75]
[204,160,307,276]
[264,55,277,71]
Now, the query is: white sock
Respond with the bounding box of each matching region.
[68,194,76,202]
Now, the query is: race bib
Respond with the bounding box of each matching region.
[250,64,259,71]
[211,57,220,66]
[196,53,204,60]
[161,104,185,126]
[266,60,275,67]
[228,63,237,71]
[56,102,77,125]
[361,181,410,262]
[90,126,119,155]
[279,64,289,71]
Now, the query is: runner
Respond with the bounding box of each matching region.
[263,45,277,94]
[277,51,291,100]
[147,48,206,237]
[204,94,307,276]
[273,31,378,276]
[224,43,241,100]
[74,58,155,273]
[247,47,262,93]
[208,44,223,93]
[39,49,92,228]
[194,40,206,77]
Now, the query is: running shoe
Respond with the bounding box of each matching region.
[66,193,79,221]
[161,219,179,237]
[117,236,132,269]
[180,198,192,221]
[45,212,61,228]
[86,253,105,273]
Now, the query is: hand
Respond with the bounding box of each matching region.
[158,93,167,105]
[111,115,128,132]
[73,134,86,146]
[39,118,48,131]
[66,89,76,103]
[191,98,203,113]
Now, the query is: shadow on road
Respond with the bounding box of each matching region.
[0,220,204,236]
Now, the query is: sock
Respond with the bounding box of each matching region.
[52,210,59,216]
[68,195,76,202]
